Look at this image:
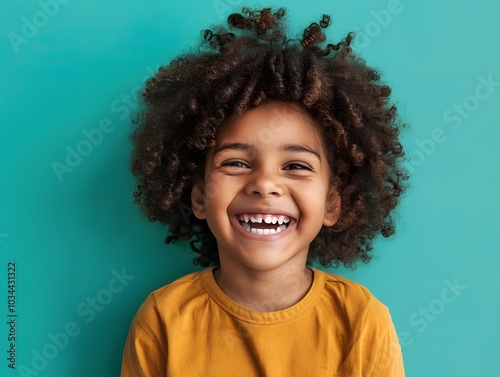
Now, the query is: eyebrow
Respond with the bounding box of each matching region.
[213,143,253,156]
[281,144,321,160]
[213,142,321,160]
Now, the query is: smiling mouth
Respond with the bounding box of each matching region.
[237,214,291,235]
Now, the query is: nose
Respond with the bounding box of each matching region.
[244,169,285,198]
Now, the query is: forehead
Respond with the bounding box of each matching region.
[215,102,325,150]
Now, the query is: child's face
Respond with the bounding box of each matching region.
[191,101,340,272]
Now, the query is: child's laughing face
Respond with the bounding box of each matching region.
[191,101,341,272]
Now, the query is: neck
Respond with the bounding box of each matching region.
[213,262,313,312]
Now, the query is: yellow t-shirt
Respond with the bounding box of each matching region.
[120,267,405,377]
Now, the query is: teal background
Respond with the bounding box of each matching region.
[1,0,499,376]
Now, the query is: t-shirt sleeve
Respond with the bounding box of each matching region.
[328,274,405,376]
[361,299,405,377]
[368,312,405,377]
[120,294,168,377]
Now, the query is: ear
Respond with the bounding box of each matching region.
[191,181,206,220]
[323,188,341,227]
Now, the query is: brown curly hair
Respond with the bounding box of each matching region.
[129,7,408,268]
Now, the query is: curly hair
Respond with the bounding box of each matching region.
[129,7,408,268]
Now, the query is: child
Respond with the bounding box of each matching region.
[121,6,407,376]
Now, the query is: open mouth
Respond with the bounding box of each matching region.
[237,213,291,235]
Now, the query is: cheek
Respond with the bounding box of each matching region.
[297,180,328,199]
[203,177,240,212]
[292,188,326,213]
[205,172,242,195]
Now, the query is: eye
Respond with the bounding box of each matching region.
[221,160,249,168]
[284,163,311,171]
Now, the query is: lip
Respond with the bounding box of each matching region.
[230,208,297,240]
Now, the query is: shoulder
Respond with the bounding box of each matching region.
[139,268,209,313]
[152,268,208,299]
[133,268,211,324]
[314,268,383,303]
[313,270,405,375]
[312,268,393,328]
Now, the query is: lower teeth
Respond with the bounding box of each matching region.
[241,223,287,234]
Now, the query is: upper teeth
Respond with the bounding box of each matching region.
[238,214,291,225]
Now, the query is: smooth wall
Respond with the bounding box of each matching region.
[1,0,499,376]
